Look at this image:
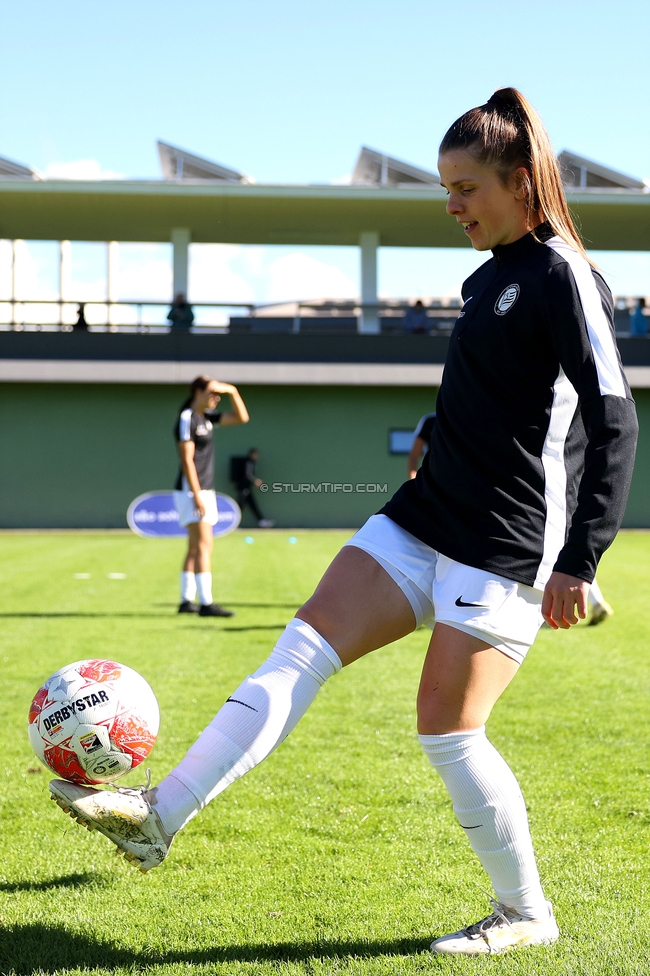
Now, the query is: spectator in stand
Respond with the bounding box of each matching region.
[402,300,429,334]
[630,298,648,336]
[73,303,88,331]
[167,293,195,332]
[232,448,274,527]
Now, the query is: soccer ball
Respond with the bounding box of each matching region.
[28,659,160,785]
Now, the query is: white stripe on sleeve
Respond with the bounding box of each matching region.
[545,237,626,398]
[534,366,580,589]
[179,408,193,441]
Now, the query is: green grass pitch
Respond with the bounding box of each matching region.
[1,529,649,976]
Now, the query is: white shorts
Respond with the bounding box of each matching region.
[343,515,544,664]
[173,489,218,528]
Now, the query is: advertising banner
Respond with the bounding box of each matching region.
[127,492,241,538]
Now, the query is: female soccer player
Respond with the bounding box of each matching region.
[173,375,250,617]
[51,90,638,956]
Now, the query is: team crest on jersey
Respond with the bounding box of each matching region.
[494,284,520,316]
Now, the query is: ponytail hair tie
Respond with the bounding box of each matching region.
[486,90,523,121]
[486,91,508,110]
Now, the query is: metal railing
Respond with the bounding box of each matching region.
[0,297,645,336]
[0,298,463,334]
[0,300,254,333]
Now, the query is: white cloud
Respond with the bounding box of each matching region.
[187,245,358,311]
[0,239,14,300]
[331,173,352,185]
[263,252,357,303]
[379,247,485,300]
[44,159,125,180]
[240,246,267,278]
[113,245,172,303]
[12,240,59,300]
[188,245,255,304]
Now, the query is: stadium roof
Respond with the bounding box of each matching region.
[0,153,39,180]
[156,141,250,183]
[0,145,648,250]
[557,150,646,190]
[154,142,442,188]
[351,147,440,187]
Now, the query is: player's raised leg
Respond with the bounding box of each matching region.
[49,546,417,871]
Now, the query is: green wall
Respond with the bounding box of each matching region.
[0,383,437,529]
[1,383,648,529]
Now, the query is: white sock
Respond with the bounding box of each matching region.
[195,572,213,606]
[180,571,196,603]
[588,578,604,608]
[420,727,548,919]
[153,619,342,834]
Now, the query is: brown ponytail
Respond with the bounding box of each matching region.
[179,374,214,412]
[440,88,591,263]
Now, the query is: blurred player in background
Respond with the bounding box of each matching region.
[174,375,250,617]
[231,449,274,528]
[50,90,637,956]
[407,412,436,480]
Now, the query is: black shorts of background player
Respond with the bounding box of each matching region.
[174,375,250,617]
[50,89,638,956]
[234,449,274,528]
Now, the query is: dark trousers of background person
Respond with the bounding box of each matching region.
[237,488,265,522]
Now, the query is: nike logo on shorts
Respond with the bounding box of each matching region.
[455,596,489,608]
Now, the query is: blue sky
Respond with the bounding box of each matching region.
[1,0,649,305]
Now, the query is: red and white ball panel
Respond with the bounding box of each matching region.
[28,659,159,785]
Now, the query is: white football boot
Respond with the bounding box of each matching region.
[49,778,174,873]
[588,601,614,626]
[431,900,559,955]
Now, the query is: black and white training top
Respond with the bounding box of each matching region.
[174,408,222,492]
[381,223,638,588]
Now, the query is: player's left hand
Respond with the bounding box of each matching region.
[542,572,590,629]
[211,381,235,394]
